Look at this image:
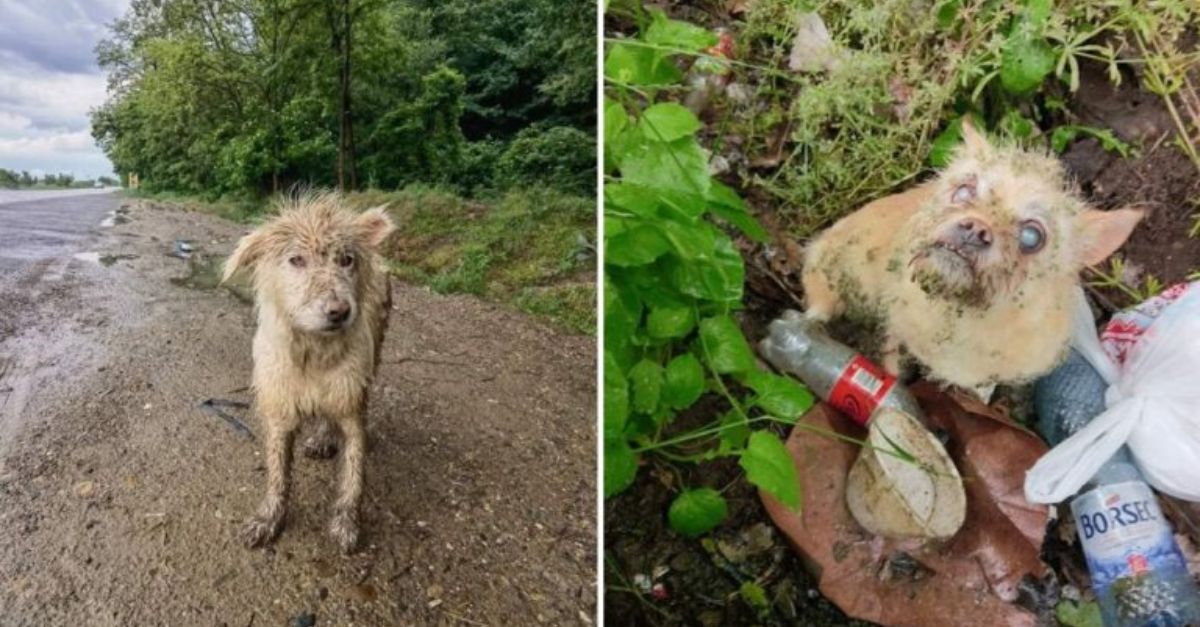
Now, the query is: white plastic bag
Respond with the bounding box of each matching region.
[1024,283,1200,503]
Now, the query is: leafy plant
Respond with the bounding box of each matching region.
[1087,257,1165,305]
[721,0,1198,236]
[604,10,814,536]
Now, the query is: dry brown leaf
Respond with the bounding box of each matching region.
[760,386,1052,627]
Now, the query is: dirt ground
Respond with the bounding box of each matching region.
[0,196,596,626]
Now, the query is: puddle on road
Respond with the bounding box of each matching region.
[169,253,253,304]
[99,206,132,228]
[73,252,139,267]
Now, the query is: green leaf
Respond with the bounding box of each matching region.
[603,273,641,348]
[1056,600,1103,627]
[744,371,814,421]
[606,183,661,218]
[740,431,801,510]
[662,353,705,409]
[698,315,755,374]
[935,0,962,29]
[604,99,636,169]
[1022,0,1053,28]
[659,218,717,260]
[646,304,695,339]
[1051,125,1132,157]
[644,11,718,52]
[619,136,711,198]
[717,410,750,454]
[1000,109,1035,139]
[628,359,664,414]
[707,181,768,242]
[604,42,682,86]
[739,581,770,612]
[1000,31,1056,94]
[929,115,983,167]
[668,488,728,537]
[639,102,702,142]
[606,223,671,267]
[603,351,630,439]
[666,234,744,302]
[604,437,639,498]
[653,189,707,221]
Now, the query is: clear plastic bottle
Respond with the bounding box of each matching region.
[758,309,922,426]
[1036,349,1200,627]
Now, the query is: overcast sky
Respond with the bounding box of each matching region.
[0,0,130,179]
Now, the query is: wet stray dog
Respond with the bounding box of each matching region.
[802,120,1142,392]
[222,193,394,552]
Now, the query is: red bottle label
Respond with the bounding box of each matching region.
[828,355,895,427]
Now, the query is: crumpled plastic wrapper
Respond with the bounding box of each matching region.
[760,383,1051,627]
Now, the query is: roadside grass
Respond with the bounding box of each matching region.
[123,186,597,335]
[122,188,265,223]
[346,186,597,335]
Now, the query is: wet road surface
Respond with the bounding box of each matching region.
[0,191,118,274]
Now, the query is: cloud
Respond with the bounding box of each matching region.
[0,0,129,179]
[0,0,127,74]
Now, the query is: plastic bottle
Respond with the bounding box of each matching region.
[759,310,966,539]
[757,309,922,427]
[1035,349,1200,627]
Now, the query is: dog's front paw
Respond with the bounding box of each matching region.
[241,515,282,548]
[302,435,339,460]
[329,511,360,554]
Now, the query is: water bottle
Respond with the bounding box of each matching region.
[758,309,922,427]
[758,309,966,538]
[1035,349,1200,627]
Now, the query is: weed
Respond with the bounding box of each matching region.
[1087,257,1165,305]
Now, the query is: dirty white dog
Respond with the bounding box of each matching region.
[222,193,394,553]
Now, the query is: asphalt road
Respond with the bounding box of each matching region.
[0,190,119,274]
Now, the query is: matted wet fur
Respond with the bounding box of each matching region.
[802,120,1143,392]
[222,192,394,553]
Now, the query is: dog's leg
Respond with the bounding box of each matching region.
[801,266,842,322]
[330,416,365,553]
[880,333,903,376]
[302,419,340,460]
[242,417,295,548]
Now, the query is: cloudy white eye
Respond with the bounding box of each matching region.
[1018,220,1046,254]
[951,183,975,204]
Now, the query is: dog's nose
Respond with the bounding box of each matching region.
[325,300,351,325]
[955,219,993,249]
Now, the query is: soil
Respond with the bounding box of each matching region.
[1060,59,1200,290]
[0,194,596,626]
[604,31,1200,627]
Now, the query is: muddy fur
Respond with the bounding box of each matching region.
[222,192,394,553]
[802,120,1143,391]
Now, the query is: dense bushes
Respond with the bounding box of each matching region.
[495,126,597,195]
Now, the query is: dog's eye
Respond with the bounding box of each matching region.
[1018,221,1046,254]
[338,254,355,268]
[288,255,306,268]
[951,183,975,204]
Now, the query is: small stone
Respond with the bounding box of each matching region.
[427,599,443,609]
[290,612,316,627]
[425,584,443,599]
[74,481,95,498]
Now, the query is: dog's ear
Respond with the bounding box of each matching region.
[223,229,269,283]
[1077,207,1144,267]
[355,206,395,249]
[959,116,992,158]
